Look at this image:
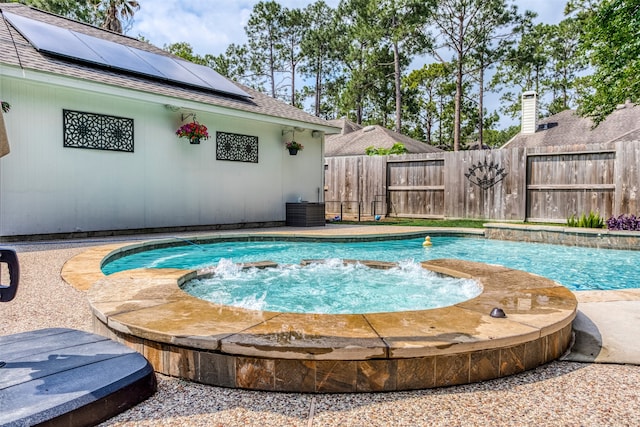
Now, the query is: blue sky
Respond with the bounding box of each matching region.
[130,1,566,58]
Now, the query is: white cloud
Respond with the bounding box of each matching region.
[131,0,253,55]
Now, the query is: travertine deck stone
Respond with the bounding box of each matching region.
[573,288,640,303]
[221,312,387,360]
[63,234,578,392]
[61,243,130,291]
[365,306,542,358]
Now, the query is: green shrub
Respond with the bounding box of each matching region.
[365,142,408,156]
[567,211,605,228]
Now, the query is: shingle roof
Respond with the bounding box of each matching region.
[504,102,640,148]
[326,118,362,135]
[325,123,442,156]
[0,4,338,131]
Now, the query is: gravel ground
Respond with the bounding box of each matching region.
[3,238,640,427]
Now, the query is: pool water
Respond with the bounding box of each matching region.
[183,258,481,314]
[102,236,640,292]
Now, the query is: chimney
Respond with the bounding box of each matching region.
[521,91,538,134]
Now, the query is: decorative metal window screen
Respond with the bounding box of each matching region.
[63,109,134,152]
[216,131,258,163]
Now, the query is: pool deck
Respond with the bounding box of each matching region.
[4,224,640,425]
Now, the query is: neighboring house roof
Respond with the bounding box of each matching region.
[504,102,640,148]
[326,118,363,135]
[325,124,442,156]
[0,4,338,132]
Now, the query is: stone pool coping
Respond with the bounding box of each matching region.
[484,222,640,250]
[61,228,577,392]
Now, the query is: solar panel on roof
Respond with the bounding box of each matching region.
[3,11,251,99]
[176,59,251,99]
[3,12,107,66]
[130,48,211,89]
[72,32,161,77]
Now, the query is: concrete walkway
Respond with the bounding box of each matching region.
[563,289,640,365]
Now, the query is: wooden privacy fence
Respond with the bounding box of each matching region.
[324,155,388,220]
[324,140,640,222]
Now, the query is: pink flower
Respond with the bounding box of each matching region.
[176,121,209,140]
[286,141,303,150]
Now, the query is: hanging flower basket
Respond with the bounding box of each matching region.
[176,121,209,144]
[286,141,303,155]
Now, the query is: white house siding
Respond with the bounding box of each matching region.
[0,72,324,237]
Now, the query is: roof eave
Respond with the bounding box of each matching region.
[0,64,337,131]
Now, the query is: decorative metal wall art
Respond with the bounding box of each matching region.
[216,131,258,163]
[63,109,134,152]
[465,159,508,189]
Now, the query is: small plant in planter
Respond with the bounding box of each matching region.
[1,100,10,113]
[606,214,640,231]
[176,121,209,144]
[286,141,303,155]
[567,211,604,228]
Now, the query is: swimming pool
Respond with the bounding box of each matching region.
[67,230,579,393]
[102,236,640,291]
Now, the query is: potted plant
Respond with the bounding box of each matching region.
[176,121,209,144]
[1,100,10,113]
[286,140,303,155]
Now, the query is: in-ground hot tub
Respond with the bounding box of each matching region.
[62,236,577,393]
